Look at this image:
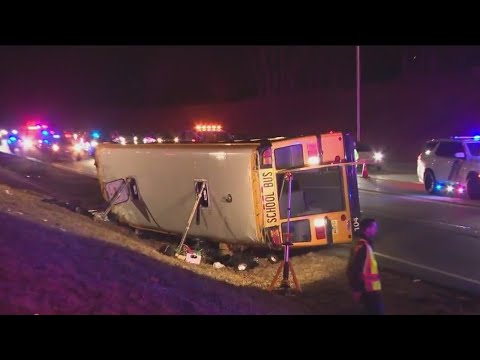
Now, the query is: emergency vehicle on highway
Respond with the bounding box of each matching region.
[417,136,480,199]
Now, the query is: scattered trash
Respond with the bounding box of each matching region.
[237,263,248,271]
[413,279,421,283]
[7,209,23,215]
[4,189,12,195]
[26,175,31,178]
[213,262,225,269]
[185,253,202,265]
[43,219,48,222]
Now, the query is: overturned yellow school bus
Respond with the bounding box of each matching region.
[94,132,361,249]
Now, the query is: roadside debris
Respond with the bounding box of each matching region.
[213,262,225,269]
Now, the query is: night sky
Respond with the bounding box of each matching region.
[1,45,479,130]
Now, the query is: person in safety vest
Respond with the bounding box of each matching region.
[346,218,384,315]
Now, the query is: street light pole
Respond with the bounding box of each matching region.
[356,45,361,143]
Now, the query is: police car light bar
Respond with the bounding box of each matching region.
[452,135,480,140]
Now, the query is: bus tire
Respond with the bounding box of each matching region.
[424,170,437,195]
[267,253,279,264]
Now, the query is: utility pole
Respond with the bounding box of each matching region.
[356,45,361,143]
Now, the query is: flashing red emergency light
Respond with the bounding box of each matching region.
[314,218,326,239]
[269,227,282,246]
[307,142,320,165]
[262,148,272,166]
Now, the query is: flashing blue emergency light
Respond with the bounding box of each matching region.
[474,135,480,141]
[8,136,17,142]
[43,139,50,144]
[92,131,100,139]
[436,184,443,191]
[42,130,49,136]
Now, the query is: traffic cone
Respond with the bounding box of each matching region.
[361,162,369,178]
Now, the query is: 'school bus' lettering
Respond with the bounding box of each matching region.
[260,169,280,226]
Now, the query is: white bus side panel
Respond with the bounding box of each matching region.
[95,144,262,245]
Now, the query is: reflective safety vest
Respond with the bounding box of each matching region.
[355,239,382,292]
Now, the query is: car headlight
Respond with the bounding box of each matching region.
[52,144,60,152]
[373,152,383,162]
[22,139,33,150]
[74,143,83,152]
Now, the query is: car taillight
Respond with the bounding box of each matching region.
[262,148,272,166]
[314,218,326,239]
[269,227,282,245]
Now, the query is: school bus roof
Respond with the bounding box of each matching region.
[97,142,262,150]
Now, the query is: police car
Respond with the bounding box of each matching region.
[417,136,480,199]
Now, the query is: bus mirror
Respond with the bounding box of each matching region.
[104,179,129,205]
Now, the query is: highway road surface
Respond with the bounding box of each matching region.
[1,148,480,295]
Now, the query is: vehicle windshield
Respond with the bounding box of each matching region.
[356,143,372,152]
[467,142,480,157]
[277,166,345,219]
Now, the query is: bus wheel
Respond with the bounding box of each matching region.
[267,253,279,264]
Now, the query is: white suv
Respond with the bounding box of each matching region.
[417,137,480,199]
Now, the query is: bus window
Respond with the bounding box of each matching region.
[281,219,311,243]
[277,166,345,219]
[274,144,304,170]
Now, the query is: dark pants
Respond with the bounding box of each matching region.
[361,292,385,315]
